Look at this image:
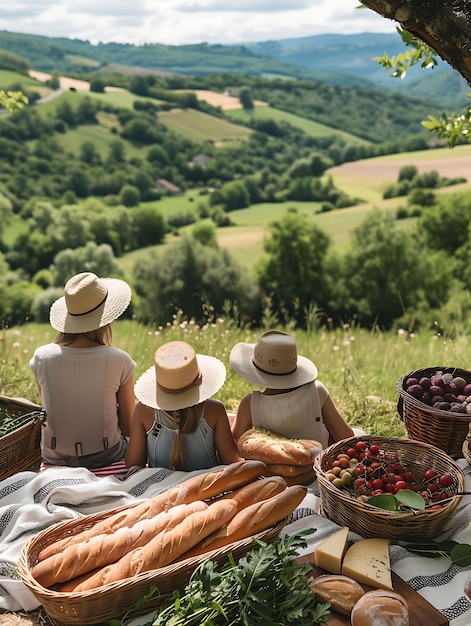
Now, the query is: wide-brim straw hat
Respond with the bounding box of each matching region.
[230,330,318,390]
[49,272,132,333]
[135,340,226,411]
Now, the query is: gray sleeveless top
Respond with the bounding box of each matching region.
[146,404,219,470]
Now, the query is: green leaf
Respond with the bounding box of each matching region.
[450,543,471,567]
[367,494,398,510]
[396,490,425,510]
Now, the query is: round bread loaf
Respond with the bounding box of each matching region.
[310,574,364,615]
[351,589,409,626]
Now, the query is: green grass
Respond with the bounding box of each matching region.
[66,54,101,68]
[52,123,147,160]
[0,69,43,89]
[85,90,167,109]
[158,109,252,143]
[5,316,471,438]
[227,106,370,145]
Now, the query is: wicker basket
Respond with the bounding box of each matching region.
[463,436,471,465]
[0,395,45,480]
[314,435,464,541]
[18,503,287,626]
[397,366,471,458]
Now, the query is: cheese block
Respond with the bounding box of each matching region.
[314,527,349,575]
[341,538,393,591]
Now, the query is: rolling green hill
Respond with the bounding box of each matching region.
[227,106,369,145]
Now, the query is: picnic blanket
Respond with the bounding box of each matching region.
[0,460,470,625]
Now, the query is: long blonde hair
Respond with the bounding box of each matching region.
[168,403,204,471]
[55,324,113,346]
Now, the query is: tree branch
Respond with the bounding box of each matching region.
[361,0,471,86]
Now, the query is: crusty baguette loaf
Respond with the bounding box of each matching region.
[68,499,239,592]
[181,484,306,559]
[266,466,317,486]
[265,463,314,477]
[38,460,266,561]
[237,428,322,466]
[32,501,208,588]
[219,475,287,510]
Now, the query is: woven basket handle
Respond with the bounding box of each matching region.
[397,395,404,421]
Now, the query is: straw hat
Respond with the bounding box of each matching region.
[49,272,132,333]
[230,330,318,390]
[135,341,226,411]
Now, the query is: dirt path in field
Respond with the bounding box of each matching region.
[329,149,471,182]
[28,70,124,93]
[181,89,268,110]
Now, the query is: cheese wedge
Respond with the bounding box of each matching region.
[314,527,350,575]
[341,538,393,590]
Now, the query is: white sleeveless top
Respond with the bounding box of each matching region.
[251,380,330,447]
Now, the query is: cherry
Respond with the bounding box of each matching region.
[394,480,408,490]
[369,444,380,456]
[438,474,454,488]
[424,469,438,481]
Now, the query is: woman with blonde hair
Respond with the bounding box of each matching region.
[125,340,240,471]
[30,272,135,470]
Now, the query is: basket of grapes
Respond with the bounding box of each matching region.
[0,395,45,480]
[314,435,465,540]
[397,366,471,458]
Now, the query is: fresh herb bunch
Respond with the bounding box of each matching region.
[145,531,330,626]
[398,536,471,566]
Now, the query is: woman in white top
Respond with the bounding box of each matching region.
[230,330,354,446]
[30,272,136,469]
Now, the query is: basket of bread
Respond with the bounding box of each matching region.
[314,435,464,540]
[18,461,306,625]
[397,365,471,457]
[236,427,322,484]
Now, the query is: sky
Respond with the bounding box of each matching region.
[0,1,397,47]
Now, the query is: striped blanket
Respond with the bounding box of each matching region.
[0,460,470,625]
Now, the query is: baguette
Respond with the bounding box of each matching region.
[32,501,208,588]
[237,428,322,466]
[266,466,317,486]
[38,460,265,561]
[219,475,287,510]
[68,499,238,592]
[181,484,306,559]
[265,463,314,477]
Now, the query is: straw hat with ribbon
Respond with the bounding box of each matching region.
[230,330,318,390]
[49,272,132,334]
[135,341,226,411]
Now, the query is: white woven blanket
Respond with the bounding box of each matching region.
[0,461,470,625]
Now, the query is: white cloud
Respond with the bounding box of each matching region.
[0,0,397,46]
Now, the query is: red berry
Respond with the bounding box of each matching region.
[369,444,380,456]
[372,479,384,490]
[438,474,454,488]
[402,472,414,483]
[356,441,367,450]
[346,447,358,458]
[395,481,408,490]
[424,469,438,481]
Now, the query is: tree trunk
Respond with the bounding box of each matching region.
[361,0,471,86]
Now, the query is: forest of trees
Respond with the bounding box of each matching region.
[0,41,470,333]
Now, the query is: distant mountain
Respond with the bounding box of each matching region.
[242,33,470,108]
[0,29,468,109]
